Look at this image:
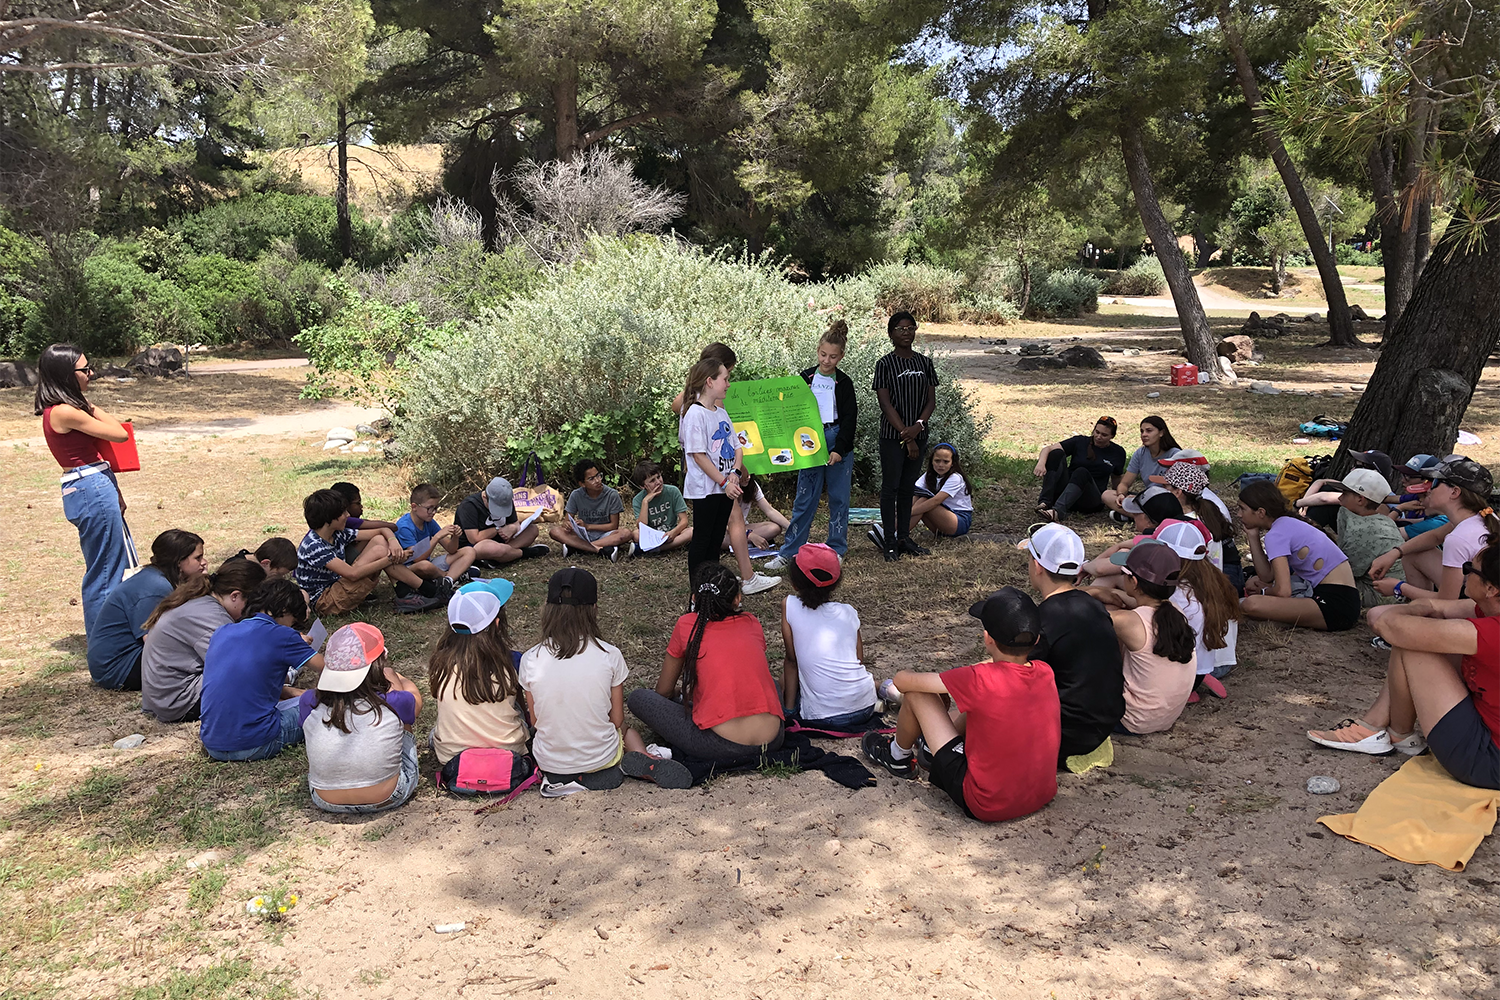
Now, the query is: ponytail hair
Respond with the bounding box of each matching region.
[678,562,742,703]
[683,357,727,410]
[1181,493,1233,541]
[144,557,265,631]
[149,529,204,588]
[820,319,848,349]
[1454,486,1500,544]
[1132,576,1196,663]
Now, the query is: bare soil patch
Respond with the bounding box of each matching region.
[1,324,1495,1000]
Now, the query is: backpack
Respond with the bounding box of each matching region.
[1298,415,1349,439]
[1276,454,1333,506]
[435,747,538,800]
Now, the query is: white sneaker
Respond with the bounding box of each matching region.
[1391,731,1428,756]
[645,743,673,760]
[741,573,781,595]
[762,555,789,572]
[539,778,587,798]
[1307,719,1393,754]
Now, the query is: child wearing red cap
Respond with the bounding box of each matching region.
[779,544,877,728]
[863,587,1060,823]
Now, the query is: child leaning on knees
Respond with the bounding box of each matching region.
[428,581,529,764]
[88,529,206,691]
[630,460,692,555]
[1106,543,1198,735]
[909,443,973,538]
[329,481,398,563]
[141,558,266,724]
[454,477,549,565]
[861,587,1060,823]
[395,483,477,598]
[237,537,297,580]
[295,489,440,616]
[780,544,877,728]
[300,623,423,815]
[723,473,790,553]
[772,320,858,569]
[551,459,635,560]
[519,568,691,795]
[200,578,322,762]
[1237,480,1361,632]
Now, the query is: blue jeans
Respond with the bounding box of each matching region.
[794,700,878,730]
[206,705,303,762]
[780,426,853,558]
[310,732,419,814]
[61,467,129,638]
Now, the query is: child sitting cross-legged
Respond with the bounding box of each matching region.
[295,489,444,616]
[428,581,528,765]
[300,623,423,815]
[862,587,1060,823]
[722,473,791,555]
[395,483,477,600]
[780,544,877,728]
[630,460,692,555]
[200,578,322,762]
[520,568,691,795]
[551,460,636,561]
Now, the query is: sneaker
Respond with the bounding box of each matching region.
[394,581,416,599]
[913,737,935,772]
[898,537,930,557]
[522,543,550,559]
[432,577,456,601]
[621,751,693,789]
[1108,510,1132,525]
[1370,635,1393,651]
[561,542,574,558]
[1198,675,1229,699]
[539,778,587,798]
[877,677,902,707]
[861,732,918,780]
[1307,719,1393,754]
[610,542,635,563]
[762,555,790,572]
[645,743,673,760]
[393,593,446,615]
[597,545,617,560]
[883,548,901,562]
[1391,731,1428,756]
[741,572,781,596]
[866,526,885,550]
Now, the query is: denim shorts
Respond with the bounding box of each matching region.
[206,705,303,762]
[944,510,973,537]
[310,732,420,814]
[1428,697,1500,790]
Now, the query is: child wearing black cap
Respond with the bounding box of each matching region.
[519,567,691,795]
[862,587,1061,823]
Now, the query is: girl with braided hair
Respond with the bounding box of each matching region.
[626,563,785,761]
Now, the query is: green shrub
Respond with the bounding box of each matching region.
[170,192,387,269]
[0,224,41,355]
[22,244,205,357]
[850,262,966,322]
[350,241,539,325]
[1336,244,1382,266]
[174,253,269,343]
[296,281,457,407]
[393,237,991,492]
[1106,257,1166,296]
[953,292,1020,325]
[1031,269,1102,318]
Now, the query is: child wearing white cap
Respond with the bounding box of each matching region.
[1327,469,1408,608]
[299,623,424,814]
[427,582,529,766]
[1154,521,1239,698]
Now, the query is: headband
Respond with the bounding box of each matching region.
[936,442,957,455]
[1097,416,1118,430]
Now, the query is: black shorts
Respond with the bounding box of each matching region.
[1427,697,1500,790]
[927,735,978,820]
[1312,583,1361,631]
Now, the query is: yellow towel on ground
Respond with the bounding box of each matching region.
[1318,754,1500,871]
[1065,736,1114,775]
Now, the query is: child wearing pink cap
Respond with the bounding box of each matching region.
[779,544,877,728]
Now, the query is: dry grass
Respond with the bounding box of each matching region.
[257,144,446,218]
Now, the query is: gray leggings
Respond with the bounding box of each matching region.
[627,689,785,762]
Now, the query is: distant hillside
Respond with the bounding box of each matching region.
[258,144,445,217]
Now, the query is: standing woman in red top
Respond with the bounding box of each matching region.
[34,343,132,637]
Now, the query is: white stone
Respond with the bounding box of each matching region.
[322,440,343,450]
[1146,392,1161,399]
[113,734,145,749]
[1249,382,1281,395]
[326,427,357,442]
[1306,776,1341,795]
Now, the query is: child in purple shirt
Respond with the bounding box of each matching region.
[1237,482,1361,632]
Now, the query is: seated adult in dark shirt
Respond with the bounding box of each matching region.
[1020,523,1126,764]
[1034,417,1128,521]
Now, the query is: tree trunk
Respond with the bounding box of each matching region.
[553,59,580,161]
[1192,225,1218,267]
[336,100,353,263]
[1218,0,1358,346]
[1018,247,1033,317]
[1414,194,1432,283]
[1118,122,1217,375]
[1333,131,1500,474]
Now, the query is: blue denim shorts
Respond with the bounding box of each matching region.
[207,705,303,762]
[310,732,420,814]
[943,510,973,537]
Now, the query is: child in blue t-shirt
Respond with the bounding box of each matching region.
[200,578,324,762]
[394,483,476,600]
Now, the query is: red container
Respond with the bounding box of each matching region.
[1170,363,1199,387]
[98,421,140,473]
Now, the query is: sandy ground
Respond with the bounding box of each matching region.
[2,329,1497,1000]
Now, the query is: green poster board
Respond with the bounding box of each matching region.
[723,376,827,475]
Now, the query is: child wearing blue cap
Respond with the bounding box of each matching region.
[427,578,527,765]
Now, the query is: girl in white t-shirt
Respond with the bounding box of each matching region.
[780,543,878,728]
[909,443,972,537]
[519,568,690,795]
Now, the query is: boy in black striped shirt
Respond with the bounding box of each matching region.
[870,312,938,561]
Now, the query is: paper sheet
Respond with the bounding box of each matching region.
[517,508,543,532]
[638,523,668,552]
[306,619,328,652]
[405,535,435,564]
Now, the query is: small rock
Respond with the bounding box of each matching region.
[0,359,40,388]
[351,445,371,453]
[1056,345,1107,369]
[1329,392,1344,398]
[1249,381,1281,395]
[322,440,343,451]
[1019,342,1053,357]
[983,347,1007,355]
[1304,312,1323,323]
[113,734,146,749]
[996,339,1008,345]
[326,427,357,442]
[434,922,466,934]
[1350,304,1371,321]
[822,838,843,856]
[1292,437,1310,444]
[1146,391,1161,399]
[1306,776,1341,795]
[1350,383,1366,392]
[355,424,379,436]
[1122,348,1142,357]
[127,346,185,376]
[1112,298,1125,305]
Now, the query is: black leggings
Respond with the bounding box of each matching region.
[689,494,734,582]
[627,689,785,762]
[1037,450,1105,517]
[879,436,925,546]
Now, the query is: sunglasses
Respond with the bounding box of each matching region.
[1096,416,1118,431]
[75,364,94,374]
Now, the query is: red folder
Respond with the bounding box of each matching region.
[98,421,140,473]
